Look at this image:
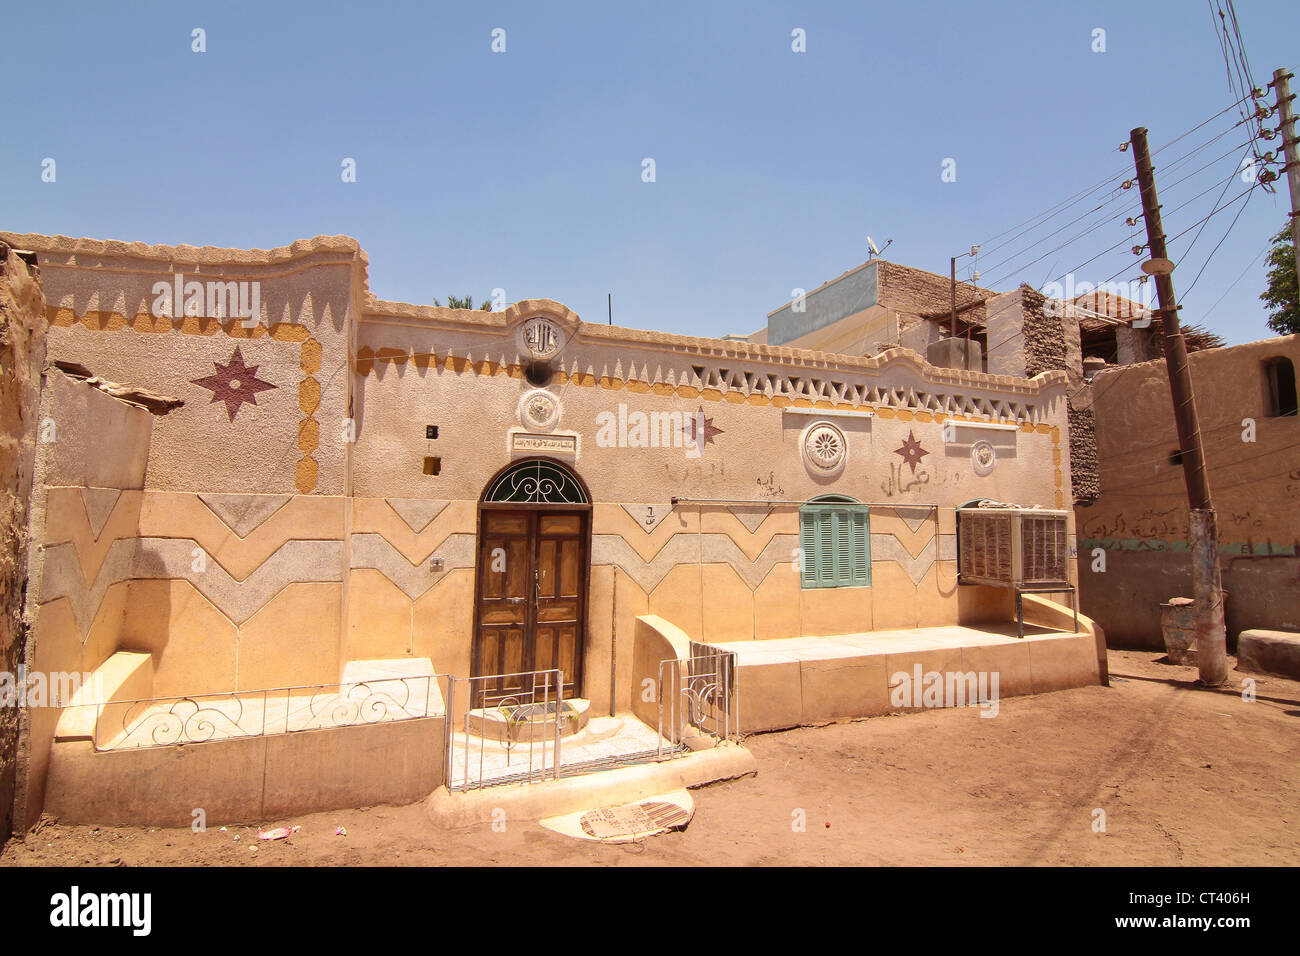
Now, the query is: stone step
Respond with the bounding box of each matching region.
[1236,630,1300,681]
[426,742,755,827]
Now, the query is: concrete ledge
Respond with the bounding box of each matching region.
[734,652,803,732]
[425,741,756,828]
[44,716,444,827]
[467,698,590,742]
[54,650,154,743]
[1021,594,1109,687]
[1237,629,1300,680]
[801,658,889,724]
[46,737,265,827]
[262,717,442,818]
[717,621,1105,729]
[631,615,691,736]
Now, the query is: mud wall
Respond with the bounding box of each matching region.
[1079,335,1300,648]
[0,248,47,841]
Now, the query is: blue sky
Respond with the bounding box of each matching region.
[4,0,1297,343]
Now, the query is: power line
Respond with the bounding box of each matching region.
[924,98,1276,438]
[1198,241,1271,320]
[979,98,1269,297]
[1157,119,1252,183]
[972,91,1260,259]
[1164,182,1256,247]
[981,118,1256,290]
[1158,131,1254,192]
[979,190,1138,282]
[975,169,1129,254]
[1226,2,1259,94]
[983,166,1270,361]
[1179,176,1256,300]
[1150,88,1258,158]
[984,180,1268,424]
[1162,158,1249,223]
[1090,439,1300,497]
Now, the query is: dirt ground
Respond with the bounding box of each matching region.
[2,649,1297,867]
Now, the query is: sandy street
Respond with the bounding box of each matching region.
[3,650,1296,867]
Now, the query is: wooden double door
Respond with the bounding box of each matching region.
[471,506,589,704]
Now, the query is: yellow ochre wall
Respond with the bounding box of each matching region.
[8,232,1075,729]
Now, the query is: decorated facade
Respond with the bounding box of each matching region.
[1,232,1103,828]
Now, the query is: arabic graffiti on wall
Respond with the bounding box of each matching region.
[756,472,785,498]
[1081,507,1276,543]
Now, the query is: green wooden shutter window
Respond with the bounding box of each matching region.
[799,501,870,589]
[799,506,819,588]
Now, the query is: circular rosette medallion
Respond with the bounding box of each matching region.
[802,421,847,475]
[518,389,561,431]
[971,439,997,476]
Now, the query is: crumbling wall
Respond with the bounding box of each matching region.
[1116,323,1158,364]
[876,261,991,326]
[898,314,943,354]
[986,289,1026,376]
[1020,286,1065,377]
[0,247,47,844]
[13,371,155,832]
[1080,336,1300,646]
[1018,284,1099,502]
[1067,400,1099,502]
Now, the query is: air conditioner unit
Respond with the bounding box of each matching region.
[958,506,1070,588]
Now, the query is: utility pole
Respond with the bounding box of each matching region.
[949,245,980,339]
[1272,68,1300,285]
[1130,126,1227,686]
[950,256,958,338]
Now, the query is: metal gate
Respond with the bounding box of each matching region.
[444,668,565,791]
[656,646,738,757]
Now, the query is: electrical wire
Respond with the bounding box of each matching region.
[979,192,1138,283]
[1092,439,1300,497]
[975,169,1130,256]
[1198,241,1272,321]
[1164,182,1256,247]
[911,93,1277,450]
[971,89,1260,261]
[981,166,1264,363]
[979,117,1256,290]
[1179,180,1255,300]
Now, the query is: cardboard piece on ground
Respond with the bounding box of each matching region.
[539,789,694,843]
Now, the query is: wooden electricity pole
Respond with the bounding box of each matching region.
[1272,68,1300,285]
[1129,126,1228,686]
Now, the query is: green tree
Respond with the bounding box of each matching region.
[1261,222,1299,335]
[433,294,493,311]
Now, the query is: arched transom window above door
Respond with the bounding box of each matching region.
[483,458,589,505]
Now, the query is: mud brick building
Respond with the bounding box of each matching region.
[0,232,1104,830]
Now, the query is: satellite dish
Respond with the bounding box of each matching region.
[867,236,881,256]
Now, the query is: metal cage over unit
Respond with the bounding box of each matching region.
[957,505,1070,589]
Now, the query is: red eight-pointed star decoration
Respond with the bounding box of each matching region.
[682,406,725,447]
[191,347,278,421]
[893,429,929,474]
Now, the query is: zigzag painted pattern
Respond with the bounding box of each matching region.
[38,485,963,635]
[349,533,476,599]
[40,538,344,632]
